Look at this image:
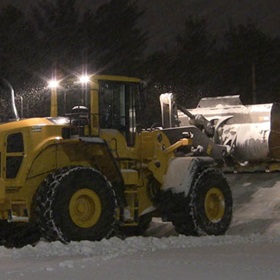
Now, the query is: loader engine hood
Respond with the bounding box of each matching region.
[178,95,280,165]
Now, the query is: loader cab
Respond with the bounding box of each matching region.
[98,79,142,146]
[52,75,143,146]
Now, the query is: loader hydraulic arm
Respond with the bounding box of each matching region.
[160,93,214,137]
[177,104,214,137]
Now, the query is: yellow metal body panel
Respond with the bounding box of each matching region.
[50,88,58,117]
[121,169,139,185]
[91,75,141,86]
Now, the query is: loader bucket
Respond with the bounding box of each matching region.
[178,95,280,168]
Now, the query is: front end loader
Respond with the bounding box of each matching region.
[0,76,233,247]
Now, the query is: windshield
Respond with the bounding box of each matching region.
[57,85,90,116]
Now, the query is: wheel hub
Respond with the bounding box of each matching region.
[204,187,225,223]
[69,188,102,228]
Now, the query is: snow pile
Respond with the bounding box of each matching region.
[4,234,280,261]
[1,234,280,280]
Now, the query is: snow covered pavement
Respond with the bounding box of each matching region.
[1,171,280,279]
[0,235,279,280]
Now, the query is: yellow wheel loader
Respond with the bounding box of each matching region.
[0,76,232,247]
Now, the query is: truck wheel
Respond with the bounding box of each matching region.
[190,168,232,235]
[35,166,117,243]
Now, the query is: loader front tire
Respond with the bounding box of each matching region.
[190,168,232,235]
[35,166,117,243]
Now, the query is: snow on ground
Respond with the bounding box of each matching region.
[1,172,280,280]
[0,234,279,280]
[1,234,280,280]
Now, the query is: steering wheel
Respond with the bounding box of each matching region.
[136,123,147,133]
[150,122,162,131]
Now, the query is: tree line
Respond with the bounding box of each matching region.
[0,0,280,122]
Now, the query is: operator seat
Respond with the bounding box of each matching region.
[71,105,89,136]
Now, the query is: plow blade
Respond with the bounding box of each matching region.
[179,95,280,170]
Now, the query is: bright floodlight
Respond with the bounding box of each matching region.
[48,79,59,89]
[79,75,90,84]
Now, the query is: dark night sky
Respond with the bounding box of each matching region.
[2,0,280,52]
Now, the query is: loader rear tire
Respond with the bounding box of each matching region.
[35,166,117,243]
[190,168,232,236]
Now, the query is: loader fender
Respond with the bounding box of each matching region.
[79,136,126,207]
[162,156,215,196]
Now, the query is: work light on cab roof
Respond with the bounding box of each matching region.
[79,75,90,84]
[48,79,60,89]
